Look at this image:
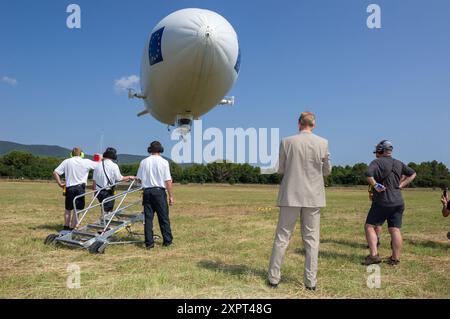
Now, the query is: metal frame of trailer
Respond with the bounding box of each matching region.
[44,180,157,254]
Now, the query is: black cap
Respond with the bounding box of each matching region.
[374,140,394,154]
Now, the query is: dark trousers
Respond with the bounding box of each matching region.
[97,189,115,212]
[143,187,173,246]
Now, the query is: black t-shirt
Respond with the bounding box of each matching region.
[365,157,415,207]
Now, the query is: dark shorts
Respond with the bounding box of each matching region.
[65,184,86,211]
[97,189,115,212]
[366,203,405,228]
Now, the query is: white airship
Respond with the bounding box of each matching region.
[130,8,241,134]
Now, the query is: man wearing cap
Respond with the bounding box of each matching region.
[92,147,135,214]
[136,141,174,249]
[268,111,332,291]
[53,147,98,230]
[363,140,416,266]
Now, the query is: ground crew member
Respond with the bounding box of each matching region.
[92,147,135,213]
[136,141,174,249]
[53,147,97,230]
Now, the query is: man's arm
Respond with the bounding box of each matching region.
[165,180,174,206]
[277,140,286,175]
[399,173,416,189]
[53,171,65,188]
[441,195,450,217]
[322,142,332,176]
[366,161,385,192]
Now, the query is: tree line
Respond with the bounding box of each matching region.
[0,151,449,188]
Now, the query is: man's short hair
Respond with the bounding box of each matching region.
[148,141,164,154]
[72,147,82,156]
[299,111,316,127]
[103,147,118,160]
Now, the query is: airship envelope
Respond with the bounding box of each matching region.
[134,8,241,133]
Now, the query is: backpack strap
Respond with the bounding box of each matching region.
[379,158,399,185]
[102,160,113,188]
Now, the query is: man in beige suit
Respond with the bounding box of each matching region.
[268,112,331,290]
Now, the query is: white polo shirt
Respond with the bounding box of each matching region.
[54,157,98,187]
[137,155,172,188]
[93,159,124,188]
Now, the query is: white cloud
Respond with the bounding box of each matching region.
[2,76,18,86]
[114,75,139,93]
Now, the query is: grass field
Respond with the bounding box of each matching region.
[0,181,448,299]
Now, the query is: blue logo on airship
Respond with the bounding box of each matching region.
[149,27,164,66]
[234,47,241,74]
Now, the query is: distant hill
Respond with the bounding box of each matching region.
[0,141,153,164]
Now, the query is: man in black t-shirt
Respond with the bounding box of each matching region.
[363,140,416,266]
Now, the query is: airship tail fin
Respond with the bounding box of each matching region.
[137,110,149,117]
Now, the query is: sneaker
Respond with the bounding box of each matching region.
[362,254,381,265]
[267,280,278,289]
[305,285,316,291]
[145,244,155,250]
[384,256,400,266]
[162,242,172,247]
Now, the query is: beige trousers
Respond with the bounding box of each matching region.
[268,207,321,287]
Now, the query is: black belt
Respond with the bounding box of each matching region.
[67,183,85,189]
[145,187,166,190]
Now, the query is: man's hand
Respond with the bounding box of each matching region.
[441,195,448,207]
[58,182,65,189]
[374,183,386,193]
[169,196,174,206]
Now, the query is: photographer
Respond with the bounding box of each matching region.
[92,147,135,214]
[363,140,416,266]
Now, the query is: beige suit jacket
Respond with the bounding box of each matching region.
[277,131,332,208]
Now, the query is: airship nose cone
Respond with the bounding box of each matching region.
[199,25,215,42]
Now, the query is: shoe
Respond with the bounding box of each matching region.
[305,286,316,291]
[384,256,400,266]
[267,280,278,289]
[145,244,155,250]
[162,242,172,247]
[362,254,381,265]
[63,226,71,231]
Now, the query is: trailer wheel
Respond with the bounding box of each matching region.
[89,241,107,254]
[44,234,58,245]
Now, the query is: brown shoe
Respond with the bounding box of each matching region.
[362,254,381,265]
[384,256,400,266]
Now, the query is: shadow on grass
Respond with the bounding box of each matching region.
[198,260,267,279]
[321,238,367,249]
[31,223,63,232]
[296,247,362,262]
[405,239,449,250]
[198,260,300,284]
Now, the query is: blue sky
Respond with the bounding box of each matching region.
[1,0,449,166]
